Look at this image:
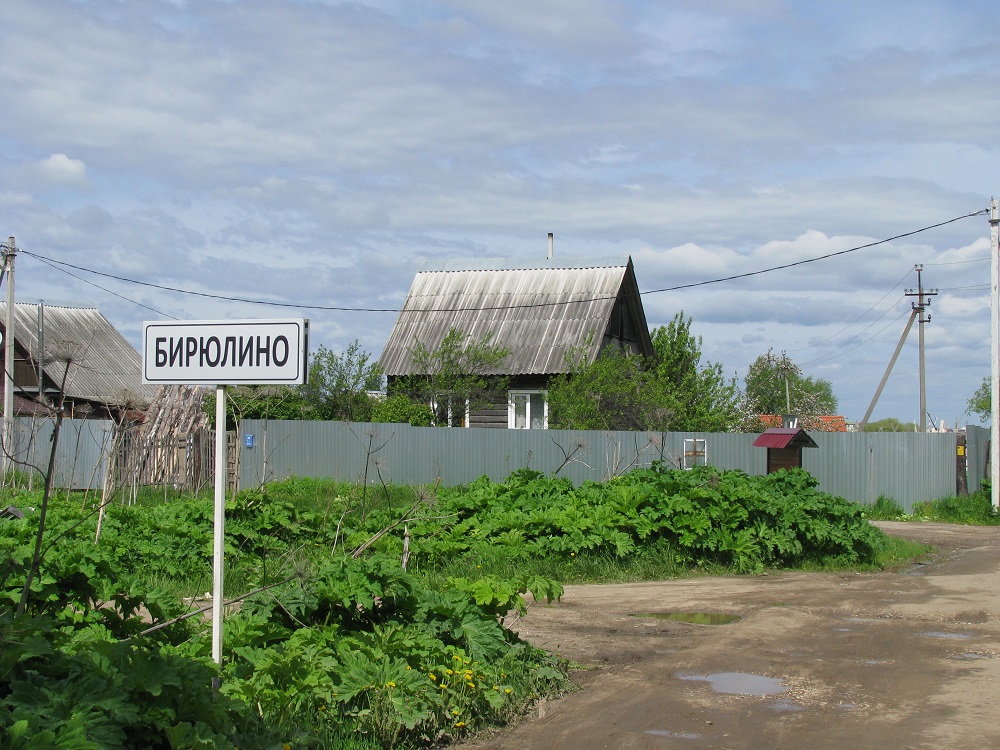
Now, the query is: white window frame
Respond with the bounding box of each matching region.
[430,397,470,427]
[508,390,548,429]
[683,438,707,469]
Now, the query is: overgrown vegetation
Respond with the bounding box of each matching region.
[911,482,1000,525]
[862,483,999,526]
[2,465,925,747]
[739,349,838,432]
[546,312,742,432]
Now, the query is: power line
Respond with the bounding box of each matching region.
[642,209,989,294]
[925,257,989,266]
[788,267,911,353]
[20,208,990,315]
[800,307,912,367]
[28,252,178,320]
[938,283,990,292]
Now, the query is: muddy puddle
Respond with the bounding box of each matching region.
[678,672,786,695]
[632,612,741,625]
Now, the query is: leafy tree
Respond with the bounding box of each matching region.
[548,313,740,432]
[370,393,434,426]
[740,349,837,431]
[863,417,915,432]
[547,348,668,431]
[648,312,740,431]
[394,328,510,426]
[205,385,309,429]
[968,376,991,423]
[300,341,383,421]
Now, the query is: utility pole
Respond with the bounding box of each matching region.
[858,307,919,431]
[990,197,999,509]
[905,265,937,432]
[2,236,15,482]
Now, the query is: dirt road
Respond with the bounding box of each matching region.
[461,522,1000,750]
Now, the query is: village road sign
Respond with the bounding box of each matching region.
[142,318,309,385]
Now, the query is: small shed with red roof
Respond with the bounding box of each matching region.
[752,428,818,474]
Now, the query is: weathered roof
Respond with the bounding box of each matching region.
[0,302,155,408]
[379,256,650,377]
[752,428,819,449]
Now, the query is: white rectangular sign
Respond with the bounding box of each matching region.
[143,318,309,385]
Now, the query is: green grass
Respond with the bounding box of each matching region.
[872,536,934,569]
[863,495,907,521]
[911,490,1000,525]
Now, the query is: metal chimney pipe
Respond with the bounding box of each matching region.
[547,232,553,259]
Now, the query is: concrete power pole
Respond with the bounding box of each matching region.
[2,236,15,481]
[905,265,937,432]
[990,198,999,509]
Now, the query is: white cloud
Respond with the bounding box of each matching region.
[0,0,998,423]
[38,153,86,184]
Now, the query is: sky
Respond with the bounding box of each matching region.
[1,0,998,427]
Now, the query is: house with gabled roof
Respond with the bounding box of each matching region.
[378,256,653,429]
[0,302,156,421]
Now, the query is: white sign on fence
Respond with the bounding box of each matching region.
[142,318,309,385]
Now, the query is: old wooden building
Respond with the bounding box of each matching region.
[378,256,653,428]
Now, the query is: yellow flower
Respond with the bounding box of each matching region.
[504,688,513,694]
[429,673,437,681]
[467,682,475,688]
[452,709,460,715]
[386,682,396,688]
[446,669,454,675]
[318,705,326,711]
[283,745,291,750]
[456,721,466,727]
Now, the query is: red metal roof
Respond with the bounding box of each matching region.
[752,428,819,449]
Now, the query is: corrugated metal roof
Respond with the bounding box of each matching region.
[379,256,646,376]
[752,428,819,449]
[0,302,155,407]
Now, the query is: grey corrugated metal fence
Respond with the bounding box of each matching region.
[9,415,986,511]
[238,420,977,512]
[10,416,219,494]
[11,416,113,491]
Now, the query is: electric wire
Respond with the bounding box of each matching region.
[18,208,989,315]
[800,306,913,367]
[27,252,178,320]
[924,257,990,266]
[937,284,989,292]
[787,267,912,353]
[641,209,989,295]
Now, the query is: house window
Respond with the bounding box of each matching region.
[509,391,547,429]
[431,397,469,427]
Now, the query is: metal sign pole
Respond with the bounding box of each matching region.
[212,384,227,667]
[140,318,308,681]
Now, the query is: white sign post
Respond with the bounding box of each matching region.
[143,319,308,670]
